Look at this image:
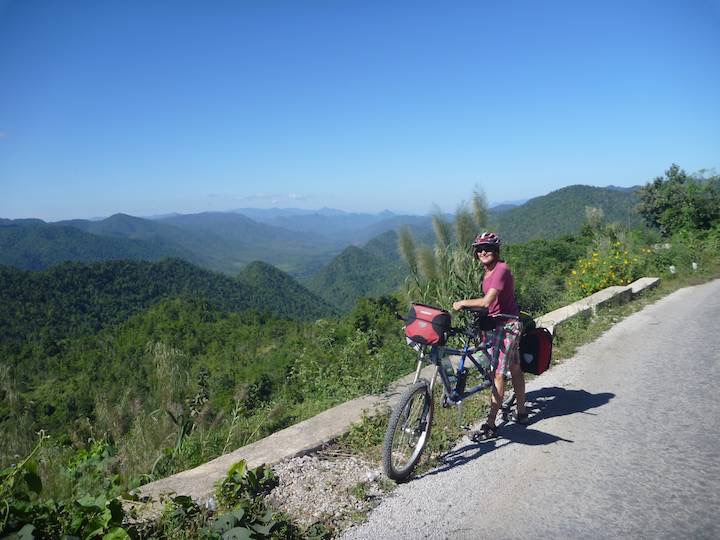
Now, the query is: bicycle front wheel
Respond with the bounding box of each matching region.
[382,380,434,482]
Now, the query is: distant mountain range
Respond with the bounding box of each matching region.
[0,219,199,270]
[1,184,643,313]
[231,207,433,247]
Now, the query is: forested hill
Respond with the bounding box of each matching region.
[304,244,407,312]
[0,258,334,357]
[0,220,198,270]
[236,260,338,318]
[493,185,642,243]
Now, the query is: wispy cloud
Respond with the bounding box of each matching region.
[233,193,310,204]
[0,132,7,139]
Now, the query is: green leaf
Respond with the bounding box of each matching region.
[102,527,131,540]
[171,495,195,510]
[251,522,273,536]
[84,516,107,539]
[6,524,36,540]
[221,527,253,540]
[100,507,114,528]
[69,513,85,534]
[260,510,274,523]
[231,507,246,522]
[211,514,239,533]
[76,494,104,510]
[227,460,248,479]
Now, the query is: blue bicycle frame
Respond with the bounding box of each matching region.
[409,312,520,405]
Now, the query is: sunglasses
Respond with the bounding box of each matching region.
[474,245,498,254]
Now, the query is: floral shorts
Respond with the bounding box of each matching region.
[484,320,522,376]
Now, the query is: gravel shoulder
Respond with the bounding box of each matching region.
[265,449,386,531]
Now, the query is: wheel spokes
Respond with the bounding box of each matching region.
[391,393,427,469]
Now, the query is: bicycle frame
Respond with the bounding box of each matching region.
[409,338,493,404]
[409,313,520,404]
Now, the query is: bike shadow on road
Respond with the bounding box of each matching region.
[422,386,614,478]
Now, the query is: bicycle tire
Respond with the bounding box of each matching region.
[382,380,434,482]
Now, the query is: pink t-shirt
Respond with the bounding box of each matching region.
[482,261,519,317]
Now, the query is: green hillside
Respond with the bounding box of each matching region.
[304,245,406,312]
[0,221,196,270]
[0,258,333,364]
[362,230,403,261]
[492,185,642,243]
[0,270,413,494]
[236,260,338,318]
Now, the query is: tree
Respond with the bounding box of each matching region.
[636,164,720,236]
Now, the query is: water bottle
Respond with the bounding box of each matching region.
[440,356,457,385]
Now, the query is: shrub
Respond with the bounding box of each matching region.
[566,241,650,298]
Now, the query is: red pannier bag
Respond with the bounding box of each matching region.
[404,304,452,346]
[519,327,553,375]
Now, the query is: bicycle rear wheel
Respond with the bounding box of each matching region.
[382,380,434,482]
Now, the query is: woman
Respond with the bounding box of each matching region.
[452,231,527,440]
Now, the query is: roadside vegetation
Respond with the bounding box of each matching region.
[2,164,719,538]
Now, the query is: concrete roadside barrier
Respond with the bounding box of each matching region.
[535,277,658,333]
[630,277,660,297]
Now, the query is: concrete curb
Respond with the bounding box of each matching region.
[137,276,660,503]
[535,277,659,334]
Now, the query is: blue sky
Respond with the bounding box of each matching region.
[1,0,719,221]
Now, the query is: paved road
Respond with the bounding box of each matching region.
[344,280,720,539]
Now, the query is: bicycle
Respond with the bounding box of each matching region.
[382,308,520,482]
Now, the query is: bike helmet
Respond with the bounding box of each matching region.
[472,231,501,250]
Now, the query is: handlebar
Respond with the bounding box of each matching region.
[448,313,519,336]
[458,306,519,320]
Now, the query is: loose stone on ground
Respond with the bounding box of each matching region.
[265,449,387,531]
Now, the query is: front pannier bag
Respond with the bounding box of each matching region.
[519,327,553,375]
[404,304,452,346]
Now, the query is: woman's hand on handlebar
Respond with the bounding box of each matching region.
[452,300,487,313]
